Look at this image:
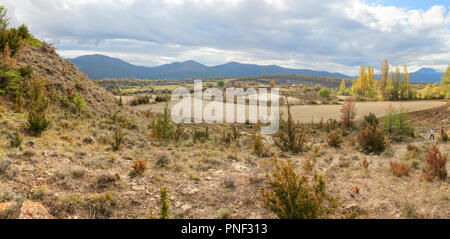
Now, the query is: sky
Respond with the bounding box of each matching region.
[2,0,450,75]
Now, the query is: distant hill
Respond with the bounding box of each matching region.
[410,68,443,83]
[68,54,154,80]
[68,54,351,80]
[374,68,443,83]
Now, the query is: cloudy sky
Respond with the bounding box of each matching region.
[3,0,450,75]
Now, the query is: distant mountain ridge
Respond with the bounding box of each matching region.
[409,68,443,83]
[68,54,351,80]
[373,67,443,83]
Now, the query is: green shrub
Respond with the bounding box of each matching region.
[383,109,414,140]
[273,103,309,153]
[14,78,28,113]
[17,24,30,39]
[0,43,21,95]
[18,64,33,78]
[261,157,339,219]
[26,77,51,134]
[149,186,170,219]
[192,124,209,143]
[27,109,51,133]
[23,34,42,47]
[155,94,170,102]
[9,128,22,147]
[221,124,240,144]
[16,23,43,48]
[173,124,186,141]
[159,186,170,219]
[318,88,330,101]
[86,192,118,219]
[151,104,174,140]
[0,28,23,56]
[72,94,86,115]
[0,68,20,94]
[253,131,270,157]
[129,95,150,106]
[74,81,85,91]
[362,112,379,128]
[110,126,124,151]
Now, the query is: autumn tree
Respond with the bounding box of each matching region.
[367,65,375,89]
[393,66,401,100]
[340,98,357,129]
[441,65,450,98]
[423,84,433,99]
[349,60,414,100]
[355,65,366,96]
[338,79,350,95]
[338,79,346,93]
[401,64,409,99]
[351,65,376,99]
[270,80,276,88]
[379,59,389,98]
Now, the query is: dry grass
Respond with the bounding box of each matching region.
[0,44,448,219]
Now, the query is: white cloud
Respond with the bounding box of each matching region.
[2,0,450,75]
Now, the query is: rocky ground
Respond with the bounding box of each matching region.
[0,103,448,219]
[0,44,448,219]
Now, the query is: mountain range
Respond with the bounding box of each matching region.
[68,54,351,80]
[68,54,444,83]
[406,68,444,83]
[374,68,443,84]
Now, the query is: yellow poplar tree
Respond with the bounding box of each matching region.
[367,66,375,89]
[351,78,358,95]
[441,65,450,98]
[442,65,450,86]
[356,65,366,95]
[339,79,346,92]
[401,64,410,99]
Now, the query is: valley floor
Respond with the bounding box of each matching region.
[127,98,446,123]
